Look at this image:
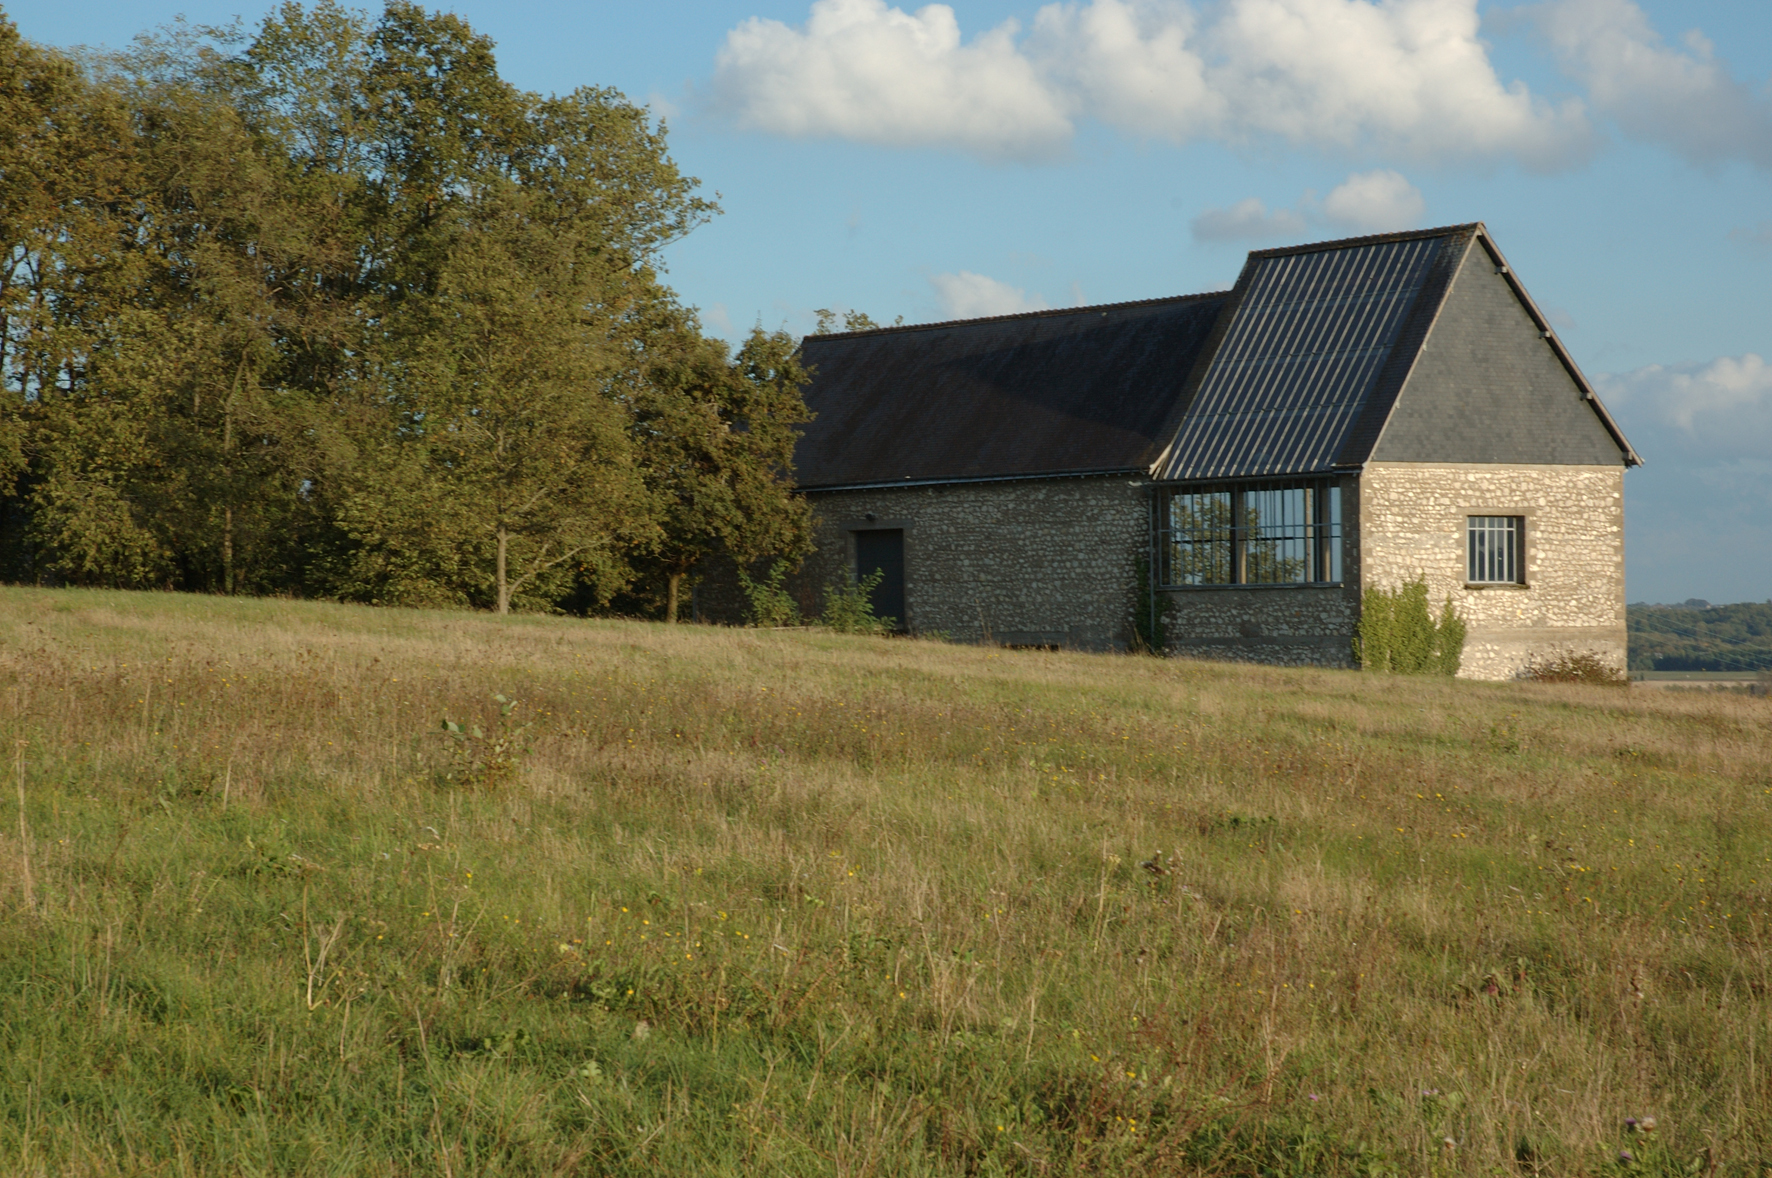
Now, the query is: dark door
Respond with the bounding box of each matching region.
[854,529,905,629]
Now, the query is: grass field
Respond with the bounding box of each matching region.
[2,585,1769,1176]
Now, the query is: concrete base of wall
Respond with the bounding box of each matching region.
[1461,627,1629,681]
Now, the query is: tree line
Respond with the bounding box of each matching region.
[1627,602,1772,671]
[0,2,810,619]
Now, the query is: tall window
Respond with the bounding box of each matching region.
[1467,516,1523,584]
[1159,480,1341,587]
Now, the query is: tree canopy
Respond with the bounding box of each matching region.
[0,2,809,615]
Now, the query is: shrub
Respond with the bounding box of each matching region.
[1356,578,1465,675]
[736,559,800,627]
[1521,649,1627,686]
[821,568,892,634]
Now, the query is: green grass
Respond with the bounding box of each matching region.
[2,585,1770,1176]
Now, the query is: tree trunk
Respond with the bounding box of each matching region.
[221,359,242,594]
[222,507,234,595]
[496,526,510,615]
[665,572,682,624]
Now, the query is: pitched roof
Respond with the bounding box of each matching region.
[794,224,1637,490]
[1151,225,1467,479]
[793,293,1227,489]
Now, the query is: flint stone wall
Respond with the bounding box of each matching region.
[1159,587,1360,667]
[799,475,1147,649]
[1358,462,1626,680]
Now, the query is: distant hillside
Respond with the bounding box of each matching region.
[1627,600,1772,671]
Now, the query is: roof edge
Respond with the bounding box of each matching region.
[803,290,1229,342]
[1145,258,1261,477]
[1332,226,1478,467]
[1245,222,1484,262]
[1472,231,1643,467]
[797,467,1146,494]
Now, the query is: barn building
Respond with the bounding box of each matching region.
[788,223,1639,679]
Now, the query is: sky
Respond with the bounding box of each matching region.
[7,0,1770,604]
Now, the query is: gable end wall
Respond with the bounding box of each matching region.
[1371,246,1624,465]
[1359,462,1625,680]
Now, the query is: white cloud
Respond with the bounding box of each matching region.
[1322,169,1425,232]
[713,0,1591,166]
[1600,353,1772,603]
[929,271,1051,318]
[1191,197,1307,241]
[1176,0,1586,165]
[1527,0,1772,168]
[1191,168,1425,242]
[711,0,1072,159]
[1596,353,1772,461]
[1025,0,1222,141]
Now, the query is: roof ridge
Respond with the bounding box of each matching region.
[807,289,1230,341]
[1245,222,1484,261]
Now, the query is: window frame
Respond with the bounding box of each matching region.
[1156,478,1343,589]
[1466,514,1526,586]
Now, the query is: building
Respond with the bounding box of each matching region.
[788,224,1639,679]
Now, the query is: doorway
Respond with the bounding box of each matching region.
[853,529,905,630]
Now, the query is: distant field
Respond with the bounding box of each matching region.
[2,586,1769,1176]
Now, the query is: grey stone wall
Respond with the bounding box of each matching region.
[1160,588,1360,667]
[1358,462,1626,680]
[799,475,1148,648]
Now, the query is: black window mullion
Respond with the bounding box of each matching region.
[1232,487,1247,585]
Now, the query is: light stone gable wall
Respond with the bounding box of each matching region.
[800,476,1147,649]
[1358,462,1625,680]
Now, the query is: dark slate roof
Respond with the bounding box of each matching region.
[1152,225,1470,480]
[793,293,1227,489]
[795,223,1637,490]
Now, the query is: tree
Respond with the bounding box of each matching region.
[0,2,773,617]
[811,308,901,334]
[630,316,812,623]
[1,13,338,591]
[331,184,654,613]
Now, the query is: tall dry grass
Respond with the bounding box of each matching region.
[1,584,1769,1176]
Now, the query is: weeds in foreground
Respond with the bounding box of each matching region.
[1523,648,1630,685]
[820,567,892,633]
[736,558,800,627]
[440,693,534,788]
[0,585,1769,1176]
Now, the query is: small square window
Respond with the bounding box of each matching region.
[1467,516,1523,584]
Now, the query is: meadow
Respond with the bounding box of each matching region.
[1,585,1769,1176]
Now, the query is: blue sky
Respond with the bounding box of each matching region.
[10,0,1770,604]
